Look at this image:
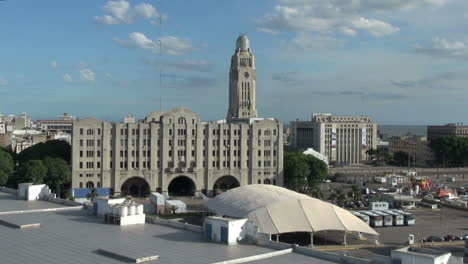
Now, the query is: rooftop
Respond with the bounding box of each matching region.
[0,191,339,264]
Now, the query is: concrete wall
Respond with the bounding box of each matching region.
[391,249,451,264]
[204,217,248,245]
[0,187,17,194]
[94,198,126,216]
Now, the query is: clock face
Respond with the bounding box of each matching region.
[244,72,249,79]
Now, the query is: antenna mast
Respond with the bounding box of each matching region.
[159,14,163,112]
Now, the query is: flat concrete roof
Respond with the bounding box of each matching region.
[0,191,68,213]
[249,252,336,264]
[0,191,339,264]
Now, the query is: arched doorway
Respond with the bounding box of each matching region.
[121,177,150,197]
[168,176,196,196]
[213,175,240,192]
[86,181,94,188]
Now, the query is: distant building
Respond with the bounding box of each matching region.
[123,114,136,124]
[290,113,377,165]
[388,136,435,167]
[71,35,284,197]
[427,123,468,141]
[12,112,31,130]
[0,123,5,134]
[37,113,75,134]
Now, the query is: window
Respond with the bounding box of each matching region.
[86,181,94,188]
[258,161,261,167]
[79,162,83,169]
[264,179,271,184]
[80,151,83,157]
[80,140,83,147]
[80,128,83,135]
[258,150,261,156]
[97,162,101,169]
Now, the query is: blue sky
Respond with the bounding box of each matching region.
[1,0,468,125]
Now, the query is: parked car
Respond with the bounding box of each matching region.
[444,235,461,241]
[461,234,468,240]
[423,236,444,243]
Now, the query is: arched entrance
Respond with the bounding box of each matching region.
[121,177,150,197]
[168,176,196,196]
[213,175,240,192]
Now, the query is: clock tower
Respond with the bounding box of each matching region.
[227,35,258,121]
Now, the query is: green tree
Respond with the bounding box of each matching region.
[430,136,468,167]
[367,148,391,165]
[284,152,309,192]
[328,188,347,207]
[284,152,328,196]
[392,151,413,166]
[17,140,71,165]
[305,154,328,197]
[0,148,14,186]
[350,185,362,203]
[18,160,47,184]
[43,157,71,196]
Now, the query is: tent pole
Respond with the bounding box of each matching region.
[276,234,279,242]
[310,232,314,247]
[343,232,347,246]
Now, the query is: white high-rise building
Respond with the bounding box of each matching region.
[291,113,377,165]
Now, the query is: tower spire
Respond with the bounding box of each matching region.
[227,35,258,121]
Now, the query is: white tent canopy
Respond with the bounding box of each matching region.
[207,185,378,236]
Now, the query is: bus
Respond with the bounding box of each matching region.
[351,211,370,225]
[391,210,415,226]
[359,211,383,227]
[372,211,393,227]
[383,210,404,226]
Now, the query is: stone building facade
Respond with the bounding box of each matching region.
[71,35,283,197]
[388,136,435,167]
[427,123,468,141]
[290,113,377,165]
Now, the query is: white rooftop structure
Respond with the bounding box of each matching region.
[207,185,378,236]
[303,148,329,167]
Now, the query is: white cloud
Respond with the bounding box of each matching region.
[80,69,96,82]
[114,32,196,56]
[416,37,468,57]
[50,61,58,68]
[256,0,447,38]
[63,73,73,83]
[94,1,162,25]
[105,73,112,78]
[351,17,399,37]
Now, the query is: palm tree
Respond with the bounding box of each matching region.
[86,187,98,201]
[351,185,362,203]
[329,188,347,207]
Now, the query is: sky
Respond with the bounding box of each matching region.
[0,0,468,125]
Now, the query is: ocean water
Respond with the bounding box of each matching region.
[378,125,427,139]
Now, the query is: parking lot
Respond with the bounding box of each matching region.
[376,207,468,245]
